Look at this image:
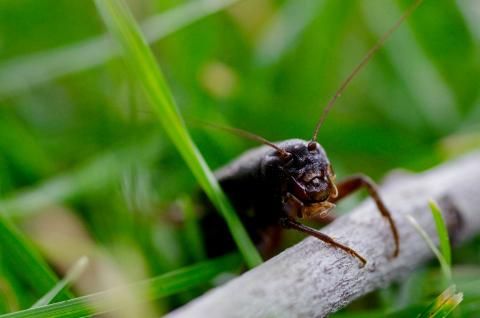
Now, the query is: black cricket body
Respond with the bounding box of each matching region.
[200,0,423,265]
[201,139,337,256]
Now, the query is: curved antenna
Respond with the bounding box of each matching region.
[312,0,423,141]
[196,120,290,157]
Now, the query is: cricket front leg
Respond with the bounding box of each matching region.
[279,218,366,267]
[331,174,399,257]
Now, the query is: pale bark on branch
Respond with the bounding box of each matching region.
[168,152,480,318]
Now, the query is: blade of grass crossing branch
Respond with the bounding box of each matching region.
[429,200,452,267]
[0,216,72,302]
[417,285,463,318]
[94,0,262,267]
[0,254,241,318]
[406,214,452,282]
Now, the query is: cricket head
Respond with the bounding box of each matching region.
[261,139,338,217]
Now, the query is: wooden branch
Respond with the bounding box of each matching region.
[167,152,480,318]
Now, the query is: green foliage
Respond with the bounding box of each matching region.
[429,200,452,268]
[417,285,463,318]
[94,0,260,267]
[0,254,240,318]
[0,216,72,304]
[31,257,88,309]
[0,0,479,316]
[406,214,452,282]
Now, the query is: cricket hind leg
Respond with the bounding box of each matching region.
[280,218,366,266]
[331,174,399,257]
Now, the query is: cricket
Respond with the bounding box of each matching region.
[200,0,424,266]
[3,0,478,317]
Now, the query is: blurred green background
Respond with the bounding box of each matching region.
[0,0,479,316]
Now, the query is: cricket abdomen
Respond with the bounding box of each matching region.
[199,142,291,257]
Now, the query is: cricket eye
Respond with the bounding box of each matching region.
[307,141,318,152]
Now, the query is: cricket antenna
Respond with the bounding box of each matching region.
[311,0,423,141]
[196,120,291,157]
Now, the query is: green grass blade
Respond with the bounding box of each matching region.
[429,200,452,267]
[0,254,240,318]
[406,214,451,281]
[456,0,480,41]
[0,216,72,302]
[94,0,262,267]
[0,0,239,100]
[255,0,327,65]
[31,257,89,309]
[333,286,464,318]
[362,1,460,134]
[417,285,463,318]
